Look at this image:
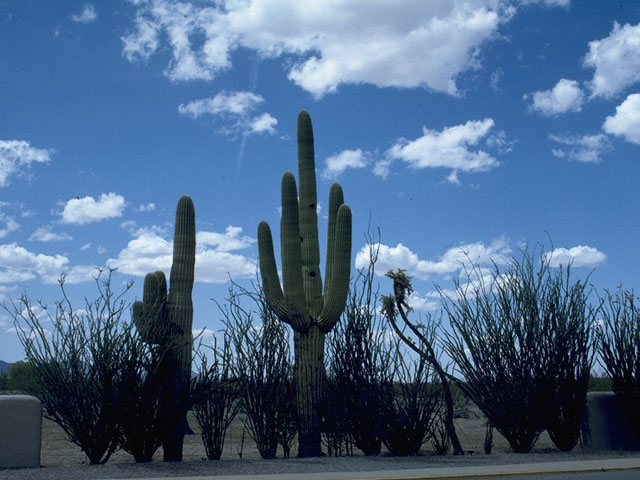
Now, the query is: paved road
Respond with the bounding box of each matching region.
[451,472,640,480]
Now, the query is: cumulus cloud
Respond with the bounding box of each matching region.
[544,245,606,268]
[584,22,640,98]
[0,213,19,239]
[526,78,584,116]
[109,225,256,283]
[0,243,94,284]
[179,91,277,137]
[248,113,278,135]
[59,193,126,225]
[355,238,511,280]
[602,93,640,145]
[120,0,566,97]
[322,149,368,179]
[198,226,255,252]
[0,140,52,187]
[406,292,440,313]
[138,203,156,212]
[71,4,97,23]
[29,226,72,242]
[384,119,499,182]
[550,133,610,163]
[178,91,264,118]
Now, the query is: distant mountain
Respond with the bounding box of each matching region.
[0,361,12,375]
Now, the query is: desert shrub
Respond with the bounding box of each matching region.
[441,247,595,453]
[588,374,612,392]
[598,289,640,440]
[5,269,147,464]
[381,269,464,455]
[192,335,241,461]
[327,249,397,456]
[220,283,297,459]
[117,320,181,463]
[380,349,439,456]
[544,276,594,452]
[3,360,39,395]
[321,372,353,456]
[327,237,441,457]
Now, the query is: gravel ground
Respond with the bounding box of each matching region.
[3,450,640,480]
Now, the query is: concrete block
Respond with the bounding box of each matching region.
[0,395,42,468]
[581,391,640,450]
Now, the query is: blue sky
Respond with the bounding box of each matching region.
[1,0,639,362]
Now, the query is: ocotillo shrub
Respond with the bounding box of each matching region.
[8,269,146,465]
[218,283,297,459]
[441,246,595,453]
[192,335,241,461]
[598,289,640,441]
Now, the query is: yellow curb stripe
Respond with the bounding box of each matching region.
[335,464,640,480]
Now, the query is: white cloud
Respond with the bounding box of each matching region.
[0,243,94,284]
[526,78,584,116]
[121,1,563,97]
[539,0,570,6]
[29,226,72,242]
[248,113,278,135]
[602,93,640,145]
[71,4,97,24]
[122,15,160,61]
[109,226,256,283]
[385,119,499,182]
[122,0,233,81]
[0,140,52,187]
[197,226,255,252]
[584,22,640,98]
[407,292,440,313]
[0,214,19,239]
[60,193,126,225]
[178,91,264,118]
[356,238,511,280]
[179,91,277,137]
[544,245,606,268]
[550,133,610,163]
[138,203,156,212]
[323,149,367,179]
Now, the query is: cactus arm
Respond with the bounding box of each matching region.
[281,172,310,331]
[297,110,323,319]
[324,183,344,296]
[133,271,168,344]
[257,220,290,323]
[318,204,352,332]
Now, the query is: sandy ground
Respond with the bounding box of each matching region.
[4,450,640,480]
[3,405,640,479]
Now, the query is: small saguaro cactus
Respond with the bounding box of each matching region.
[133,194,196,462]
[258,110,352,457]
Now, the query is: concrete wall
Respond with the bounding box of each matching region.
[581,391,640,450]
[0,395,42,469]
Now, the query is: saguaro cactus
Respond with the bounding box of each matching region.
[133,195,196,462]
[258,110,352,457]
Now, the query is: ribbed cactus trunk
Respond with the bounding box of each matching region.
[258,111,352,457]
[294,326,325,456]
[133,195,195,462]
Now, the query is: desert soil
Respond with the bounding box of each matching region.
[2,406,639,479]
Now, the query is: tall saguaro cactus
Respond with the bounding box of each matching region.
[258,110,352,457]
[133,195,196,462]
